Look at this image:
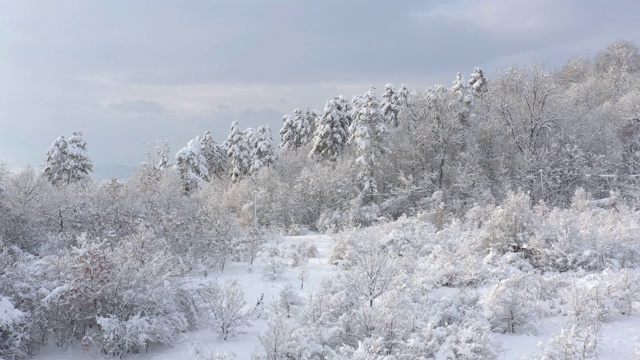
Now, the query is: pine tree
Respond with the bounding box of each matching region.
[468,67,488,96]
[175,135,210,194]
[305,107,320,139]
[43,135,68,186]
[292,108,311,148]
[348,86,388,203]
[43,131,93,185]
[309,96,351,162]
[226,121,250,182]
[250,126,276,174]
[279,115,296,151]
[380,83,401,127]
[398,84,409,107]
[337,95,353,133]
[66,132,93,183]
[451,72,473,105]
[201,131,226,178]
[244,127,259,174]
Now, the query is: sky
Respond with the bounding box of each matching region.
[1,0,639,179]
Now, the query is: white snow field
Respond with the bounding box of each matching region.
[30,233,640,360]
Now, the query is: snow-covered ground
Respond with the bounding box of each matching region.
[31,233,640,360]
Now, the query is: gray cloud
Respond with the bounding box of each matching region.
[108,100,169,114]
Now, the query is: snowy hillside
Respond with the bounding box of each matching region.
[25,227,640,360]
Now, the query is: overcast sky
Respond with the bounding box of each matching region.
[1,0,639,178]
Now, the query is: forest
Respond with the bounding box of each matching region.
[1,40,640,359]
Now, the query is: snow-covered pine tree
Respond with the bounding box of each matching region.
[43,135,68,186]
[292,108,311,148]
[469,67,488,96]
[175,135,210,194]
[280,109,312,152]
[398,84,409,108]
[279,115,296,151]
[380,83,401,127]
[451,72,474,105]
[309,96,351,162]
[43,132,93,185]
[244,128,259,174]
[226,121,250,182]
[66,132,93,183]
[250,126,276,174]
[201,131,226,178]
[305,107,320,139]
[351,94,364,121]
[348,86,388,203]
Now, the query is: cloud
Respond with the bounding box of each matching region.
[415,0,573,40]
[108,100,169,114]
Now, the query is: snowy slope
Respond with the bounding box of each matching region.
[31,233,640,360]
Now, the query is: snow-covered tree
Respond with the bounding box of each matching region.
[451,72,473,105]
[293,108,312,148]
[595,40,640,96]
[279,115,296,151]
[485,273,538,334]
[226,121,250,182]
[309,96,352,162]
[156,140,171,169]
[201,131,227,178]
[249,125,276,174]
[196,280,250,341]
[43,131,93,185]
[380,83,401,127]
[280,109,312,152]
[398,84,409,107]
[42,136,68,185]
[348,86,388,203]
[66,132,93,182]
[341,228,397,307]
[0,296,29,359]
[305,107,320,138]
[468,67,488,96]
[176,135,210,194]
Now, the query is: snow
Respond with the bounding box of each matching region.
[0,296,24,326]
[29,233,640,360]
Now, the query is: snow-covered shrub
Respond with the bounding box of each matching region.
[0,296,29,360]
[316,209,348,234]
[475,191,537,256]
[240,226,267,266]
[336,337,390,360]
[601,268,640,315]
[0,245,48,358]
[484,273,539,334]
[398,291,497,359]
[257,314,298,360]
[564,281,610,326]
[532,189,640,271]
[289,239,318,268]
[534,323,602,360]
[42,230,198,356]
[532,273,569,317]
[270,283,304,319]
[195,280,250,340]
[341,228,399,307]
[347,196,381,227]
[262,244,288,281]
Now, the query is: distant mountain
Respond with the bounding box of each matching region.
[92,163,136,180]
